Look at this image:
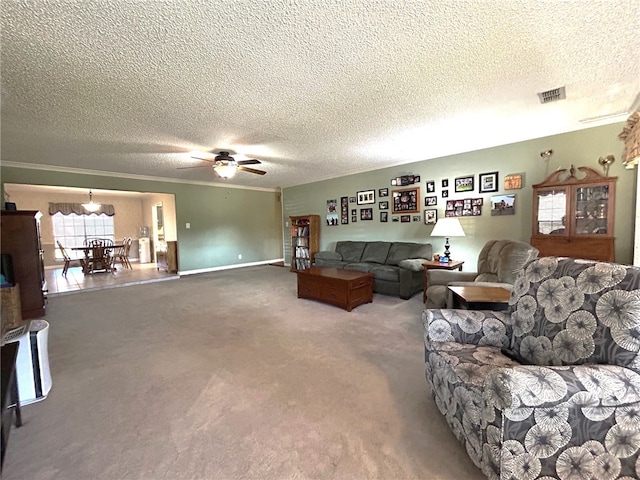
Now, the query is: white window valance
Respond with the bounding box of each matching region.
[48,202,115,216]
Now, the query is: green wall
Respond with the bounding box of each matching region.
[0,167,283,272]
[283,122,637,266]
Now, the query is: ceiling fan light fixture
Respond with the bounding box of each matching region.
[81,189,101,212]
[213,162,237,178]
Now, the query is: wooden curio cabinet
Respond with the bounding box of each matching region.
[289,215,320,272]
[0,210,46,319]
[531,165,616,262]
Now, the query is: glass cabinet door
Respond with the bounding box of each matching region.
[573,184,609,235]
[536,188,567,235]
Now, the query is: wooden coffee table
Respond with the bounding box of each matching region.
[448,285,510,311]
[297,267,373,311]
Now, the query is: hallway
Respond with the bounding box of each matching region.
[45,262,179,297]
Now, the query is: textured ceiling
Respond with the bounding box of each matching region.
[2,0,639,190]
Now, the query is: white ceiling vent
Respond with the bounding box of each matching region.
[538,87,567,104]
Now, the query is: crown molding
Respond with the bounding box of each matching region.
[0,161,279,193]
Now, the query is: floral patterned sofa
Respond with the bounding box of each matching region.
[422,257,640,479]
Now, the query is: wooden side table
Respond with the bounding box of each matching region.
[422,260,464,303]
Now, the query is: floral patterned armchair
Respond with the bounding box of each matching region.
[422,257,640,479]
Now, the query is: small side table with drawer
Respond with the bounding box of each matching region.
[422,260,464,303]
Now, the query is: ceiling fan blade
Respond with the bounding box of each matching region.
[190,155,216,163]
[177,165,211,170]
[238,166,267,175]
[237,159,261,165]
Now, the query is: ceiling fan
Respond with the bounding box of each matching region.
[178,151,266,178]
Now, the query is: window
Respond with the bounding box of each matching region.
[52,213,115,260]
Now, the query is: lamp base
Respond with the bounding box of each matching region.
[443,237,451,258]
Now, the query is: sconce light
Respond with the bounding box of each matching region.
[598,155,615,176]
[540,149,553,160]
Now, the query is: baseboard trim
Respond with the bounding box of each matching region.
[179,258,284,276]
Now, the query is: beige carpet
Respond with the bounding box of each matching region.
[2,266,485,480]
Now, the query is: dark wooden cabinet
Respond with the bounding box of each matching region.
[0,211,46,319]
[156,240,178,273]
[531,166,616,261]
[289,215,320,271]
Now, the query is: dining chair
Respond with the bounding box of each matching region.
[86,239,114,273]
[57,241,84,277]
[113,236,132,269]
[123,236,133,268]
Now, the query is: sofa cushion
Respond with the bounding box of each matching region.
[343,262,373,273]
[335,241,367,263]
[314,251,342,261]
[313,260,347,269]
[398,258,424,272]
[509,257,640,372]
[369,265,400,282]
[410,243,432,261]
[360,242,392,264]
[387,242,431,266]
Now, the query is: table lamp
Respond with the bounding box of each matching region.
[430,218,465,262]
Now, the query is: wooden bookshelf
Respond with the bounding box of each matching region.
[289,215,320,272]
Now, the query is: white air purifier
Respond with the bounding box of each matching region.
[10,319,52,405]
[138,237,151,264]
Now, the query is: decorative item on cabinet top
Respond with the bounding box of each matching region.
[618,110,640,169]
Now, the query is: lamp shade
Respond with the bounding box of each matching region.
[430,218,465,237]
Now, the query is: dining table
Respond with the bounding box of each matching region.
[71,244,124,274]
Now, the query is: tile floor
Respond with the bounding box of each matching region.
[45,261,179,297]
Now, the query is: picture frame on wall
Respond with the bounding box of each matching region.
[392,187,420,214]
[455,175,475,193]
[412,215,421,222]
[378,188,389,197]
[391,175,420,186]
[424,196,437,206]
[360,208,373,220]
[426,180,435,193]
[349,196,357,203]
[504,173,524,190]
[442,179,449,188]
[379,201,389,210]
[424,209,437,225]
[352,215,357,222]
[357,190,375,205]
[340,196,349,225]
[400,215,411,223]
[491,194,516,216]
[380,211,388,222]
[479,171,499,193]
[442,190,449,198]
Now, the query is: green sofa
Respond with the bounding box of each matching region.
[313,240,432,299]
